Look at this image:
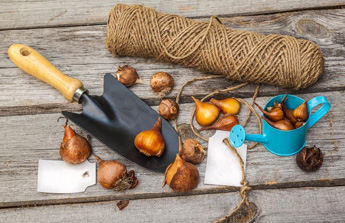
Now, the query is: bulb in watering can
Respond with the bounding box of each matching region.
[262,116,294,131]
[255,102,284,121]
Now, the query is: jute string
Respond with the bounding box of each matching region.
[106,4,324,90]
[173,76,260,222]
[212,138,253,223]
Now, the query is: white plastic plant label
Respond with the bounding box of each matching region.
[37,160,96,193]
[204,130,247,186]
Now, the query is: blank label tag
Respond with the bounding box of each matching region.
[37,160,96,193]
[204,130,247,186]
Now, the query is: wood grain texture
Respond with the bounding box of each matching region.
[1,9,345,115]
[1,0,344,30]
[1,1,344,220]
[1,187,344,223]
[0,91,343,207]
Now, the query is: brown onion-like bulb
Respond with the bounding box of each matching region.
[180,138,205,164]
[255,102,284,122]
[199,114,239,131]
[150,72,174,96]
[134,117,165,157]
[282,96,297,124]
[94,154,137,190]
[59,118,91,164]
[296,146,323,172]
[274,102,282,109]
[116,65,143,87]
[262,117,294,131]
[266,102,282,112]
[295,122,305,129]
[210,98,240,115]
[293,101,308,122]
[158,99,179,120]
[192,96,219,126]
[162,154,199,192]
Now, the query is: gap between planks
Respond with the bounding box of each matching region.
[1,186,345,223]
[2,186,345,223]
[0,180,344,210]
[0,4,344,32]
[2,86,345,118]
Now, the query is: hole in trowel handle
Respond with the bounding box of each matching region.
[20,47,31,56]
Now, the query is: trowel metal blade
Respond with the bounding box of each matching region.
[62,74,179,172]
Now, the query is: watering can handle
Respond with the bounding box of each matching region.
[307,96,330,129]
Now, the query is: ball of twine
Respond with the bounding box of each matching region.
[106,4,324,89]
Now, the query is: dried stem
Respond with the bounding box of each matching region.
[178,136,182,154]
[92,153,103,163]
[57,116,69,126]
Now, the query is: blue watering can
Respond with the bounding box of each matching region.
[229,94,330,156]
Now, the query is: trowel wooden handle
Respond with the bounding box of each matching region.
[8,44,84,101]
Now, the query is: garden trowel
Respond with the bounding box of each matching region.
[8,44,179,172]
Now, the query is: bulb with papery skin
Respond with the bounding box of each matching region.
[295,121,305,129]
[59,123,91,164]
[180,138,205,164]
[210,98,240,115]
[150,72,174,95]
[162,154,199,192]
[293,102,308,122]
[134,117,165,157]
[282,96,297,124]
[116,65,143,86]
[262,117,294,131]
[158,99,179,120]
[93,154,138,190]
[192,96,219,126]
[199,114,239,131]
[255,102,284,122]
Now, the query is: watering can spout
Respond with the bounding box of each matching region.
[229,125,268,148]
[245,133,268,144]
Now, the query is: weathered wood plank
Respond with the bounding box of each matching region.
[1,9,345,115]
[0,91,343,207]
[1,186,344,222]
[1,0,344,30]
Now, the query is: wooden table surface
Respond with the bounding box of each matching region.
[1,1,345,222]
